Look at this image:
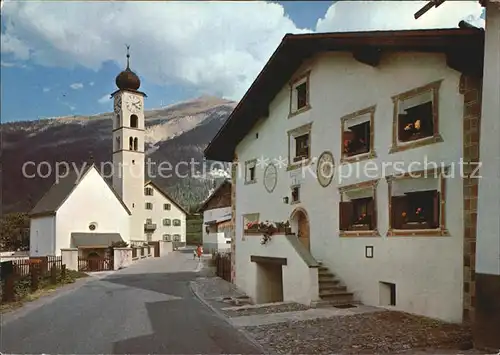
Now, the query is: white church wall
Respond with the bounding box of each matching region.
[144,183,187,243]
[29,215,56,256]
[55,167,131,254]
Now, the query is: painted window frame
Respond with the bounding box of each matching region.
[173,219,181,227]
[289,71,311,118]
[163,218,171,226]
[145,187,153,196]
[338,179,380,237]
[386,167,450,237]
[145,202,153,210]
[340,105,377,164]
[287,122,313,171]
[163,234,172,241]
[173,234,181,242]
[390,80,444,154]
[164,203,171,211]
[244,159,257,185]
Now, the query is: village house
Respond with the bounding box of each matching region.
[29,50,187,258]
[205,25,486,324]
[144,180,188,248]
[198,180,232,253]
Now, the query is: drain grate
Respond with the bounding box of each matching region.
[334,304,356,309]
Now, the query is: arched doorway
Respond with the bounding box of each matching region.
[290,208,310,251]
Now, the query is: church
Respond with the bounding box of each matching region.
[29,50,188,257]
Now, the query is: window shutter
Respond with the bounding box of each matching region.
[391,196,408,229]
[367,198,376,229]
[339,201,353,231]
[432,191,440,228]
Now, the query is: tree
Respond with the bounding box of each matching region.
[0,212,30,251]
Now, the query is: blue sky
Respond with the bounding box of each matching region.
[0,1,484,123]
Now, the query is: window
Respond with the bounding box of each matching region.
[243,213,260,231]
[296,82,307,110]
[130,114,138,128]
[133,137,138,151]
[341,106,376,162]
[145,202,153,210]
[245,159,257,184]
[291,185,300,204]
[338,179,379,236]
[163,234,171,241]
[116,114,120,127]
[115,136,120,150]
[387,169,449,236]
[289,71,310,116]
[173,234,181,242]
[294,134,310,162]
[288,122,312,170]
[163,218,171,226]
[340,197,374,231]
[390,80,443,153]
[164,203,171,210]
[173,219,181,226]
[129,137,133,150]
[89,222,98,231]
[146,218,153,224]
[145,187,153,196]
[391,190,439,230]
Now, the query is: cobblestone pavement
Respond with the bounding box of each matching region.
[243,311,477,354]
[192,273,484,355]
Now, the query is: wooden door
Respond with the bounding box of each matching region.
[297,212,310,251]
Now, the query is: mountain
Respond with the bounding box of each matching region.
[1,96,236,214]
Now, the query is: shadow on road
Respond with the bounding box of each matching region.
[106,272,262,354]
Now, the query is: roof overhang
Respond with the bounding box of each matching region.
[71,233,123,248]
[204,28,485,162]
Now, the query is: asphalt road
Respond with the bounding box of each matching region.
[0,250,263,354]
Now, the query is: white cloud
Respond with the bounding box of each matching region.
[316,1,484,32]
[1,1,483,101]
[89,81,94,86]
[70,82,84,90]
[42,87,50,92]
[98,94,110,104]
[1,60,26,68]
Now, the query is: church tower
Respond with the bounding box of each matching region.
[111,46,146,241]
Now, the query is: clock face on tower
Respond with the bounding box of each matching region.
[114,96,122,114]
[125,95,142,113]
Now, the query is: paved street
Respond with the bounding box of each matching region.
[0,250,263,354]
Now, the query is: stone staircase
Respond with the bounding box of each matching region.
[313,262,355,307]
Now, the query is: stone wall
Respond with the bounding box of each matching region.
[459,74,482,323]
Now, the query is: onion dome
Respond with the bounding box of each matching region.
[115,45,141,90]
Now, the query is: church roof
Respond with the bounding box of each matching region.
[29,164,132,218]
[144,180,189,215]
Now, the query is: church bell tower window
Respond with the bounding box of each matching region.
[130,114,138,128]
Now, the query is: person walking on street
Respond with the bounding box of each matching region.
[196,245,203,260]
